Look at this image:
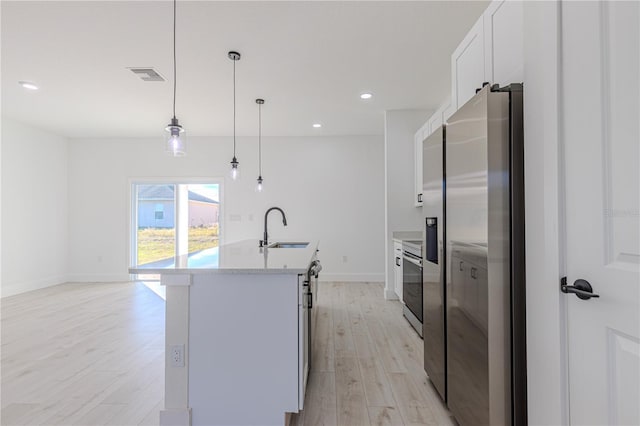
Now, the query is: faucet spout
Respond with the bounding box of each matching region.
[262,207,287,247]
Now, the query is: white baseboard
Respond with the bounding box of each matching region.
[66,273,130,283]
[160,408,191,426]
[385,288,400,300]
[1,274,68,298]
[318,273,384,283]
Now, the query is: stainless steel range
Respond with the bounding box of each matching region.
[402,239,423,337]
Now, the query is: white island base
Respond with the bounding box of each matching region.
[189,272,302,425]
[130,240,318,426]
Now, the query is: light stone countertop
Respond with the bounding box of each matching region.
[392,231,422,242]
[129,239,319,275]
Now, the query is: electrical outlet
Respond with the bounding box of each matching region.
[170,344,185,367]
[342,256,348,263]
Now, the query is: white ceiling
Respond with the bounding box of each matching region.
[1,1,489,138]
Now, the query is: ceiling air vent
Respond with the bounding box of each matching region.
[128,67,165,82]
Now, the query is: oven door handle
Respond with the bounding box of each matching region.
[403,255,422,268]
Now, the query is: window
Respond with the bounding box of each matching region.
[130,181,222,280]
[154,203,164,220]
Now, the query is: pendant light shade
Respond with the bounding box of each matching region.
[165,117,186,156]
[230,156,239,180]
[229,51,241,180]
[255,98,265,192]
[165,0,186,157]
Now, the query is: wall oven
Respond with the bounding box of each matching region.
[402,240,423,337]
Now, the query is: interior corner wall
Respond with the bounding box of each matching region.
[1,117,69,297]
[383,109,431,299]
[66,135,384,283]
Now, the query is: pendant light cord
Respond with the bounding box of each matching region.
[172,0,177,119]
[258,102,262,175]
[233,59,236,157]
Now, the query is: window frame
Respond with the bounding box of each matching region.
[128,177,224,280]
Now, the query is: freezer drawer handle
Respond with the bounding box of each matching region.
[561,277,600,300]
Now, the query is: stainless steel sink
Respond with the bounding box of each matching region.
[267,242,309,249]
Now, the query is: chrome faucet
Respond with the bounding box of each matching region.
[261,207,287,247]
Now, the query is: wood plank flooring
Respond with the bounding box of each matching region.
[1,283,164,426]
[292,282,455,426]
[1,281,453,426]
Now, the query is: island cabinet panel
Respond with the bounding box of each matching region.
[188,273,300,426]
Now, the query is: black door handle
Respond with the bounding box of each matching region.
[396,257,401,267]
[561,277,600,300]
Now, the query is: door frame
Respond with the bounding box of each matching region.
[523,2,570,425]
[127,177,225,274]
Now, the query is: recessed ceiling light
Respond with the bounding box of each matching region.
[18,81,38,90]
[360,93,373,100]
[313,123,322,128]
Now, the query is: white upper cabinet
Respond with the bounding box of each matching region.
[451,16,486,111]
[443,102,456,122]
[411,0,524,208]
[428,105,444,132]
[483,0,524,85]
[450,0,524,111]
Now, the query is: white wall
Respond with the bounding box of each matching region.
[523,2,567,424]
[1,118,69,297]
[383,109,431,298]
[67,135,384,283]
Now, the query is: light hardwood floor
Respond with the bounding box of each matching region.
[293,282,454,426]
[1,281,453,426]
[1,283,164,426]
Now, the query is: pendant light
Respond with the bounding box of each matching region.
[255,98,265,192]
[228,51,241,180]
[164,0,186,156]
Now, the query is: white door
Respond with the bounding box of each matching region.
[562,2,640,425]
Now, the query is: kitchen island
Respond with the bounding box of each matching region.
[129,239,320,426]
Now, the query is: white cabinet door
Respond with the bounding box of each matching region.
[298,276,309,410]
[562,2,640,424]
[428,107,444,133]
[484,0,524,85]
[394,241,403,301]
[451,16,486,110]
[443,101,455,122]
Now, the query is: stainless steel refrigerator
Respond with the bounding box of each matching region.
[422,125,446,402]
[422,84,527,426]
